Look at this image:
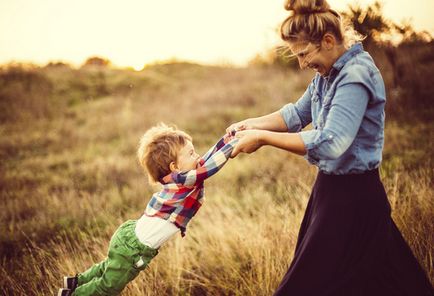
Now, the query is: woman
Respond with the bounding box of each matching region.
[227,0,433,295]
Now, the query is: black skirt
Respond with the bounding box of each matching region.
[274,169,433,296]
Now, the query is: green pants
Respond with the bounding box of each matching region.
[73,220,158,296]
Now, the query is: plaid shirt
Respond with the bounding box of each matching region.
[144,135,237,236]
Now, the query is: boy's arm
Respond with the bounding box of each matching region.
[200,134,233,162]
[174,136,238,187]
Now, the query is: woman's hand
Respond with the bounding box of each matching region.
[231,130,264,158]
[231,129,307,158]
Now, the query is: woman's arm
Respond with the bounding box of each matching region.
[232,70,372,160]
[231,129,306,158]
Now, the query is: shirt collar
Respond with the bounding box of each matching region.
[160,172,174,185]
[331,42,364,72]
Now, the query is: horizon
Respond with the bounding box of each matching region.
[1,0,433,69]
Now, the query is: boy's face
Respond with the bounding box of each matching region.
[174,140,200,171]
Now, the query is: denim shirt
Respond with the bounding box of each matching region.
[280,43,386,174]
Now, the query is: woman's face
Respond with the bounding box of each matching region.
[288,36,339,76]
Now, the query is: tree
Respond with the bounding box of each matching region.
[342,1,391,48]
[82,57,111,68]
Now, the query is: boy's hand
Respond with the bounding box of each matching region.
[223,132,236,143]
[225,120,252,137]
[231,130,263,158]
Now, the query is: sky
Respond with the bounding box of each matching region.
[0,0,433,69]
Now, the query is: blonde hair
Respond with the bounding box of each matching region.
[280,0,362,46]
[137,123,192,184]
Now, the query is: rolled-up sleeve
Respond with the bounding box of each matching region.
[299,73,370,162]
[279,81,314,132]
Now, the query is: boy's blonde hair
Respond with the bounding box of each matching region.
[137,123,192,184]
[280,0,363,47]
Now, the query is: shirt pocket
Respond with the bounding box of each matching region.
[319,85,337,128]
[311,92,321,129]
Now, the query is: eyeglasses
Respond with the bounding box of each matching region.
[290,43,321,68]
[292,43,320,58]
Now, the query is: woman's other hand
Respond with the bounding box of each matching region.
[231,130,264,158]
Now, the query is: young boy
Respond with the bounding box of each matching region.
[58,123,237,296]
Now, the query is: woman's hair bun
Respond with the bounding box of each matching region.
[284,0,330,14]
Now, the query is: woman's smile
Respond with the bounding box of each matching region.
[309,63,320,71]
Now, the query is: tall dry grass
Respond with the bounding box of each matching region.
[0,61,432,295]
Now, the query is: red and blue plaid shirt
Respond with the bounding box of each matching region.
[144,135,237,236]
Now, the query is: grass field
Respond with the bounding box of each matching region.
[0,58,433,295]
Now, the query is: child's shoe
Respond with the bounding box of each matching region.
[57,288,73,296]
[63,276,78,290]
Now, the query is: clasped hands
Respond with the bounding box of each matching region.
[225,121,263,158]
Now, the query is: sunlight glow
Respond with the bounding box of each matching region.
[0,0,432,67]
[132,63,144,71]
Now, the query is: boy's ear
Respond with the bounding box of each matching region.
[169,161,178,172]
